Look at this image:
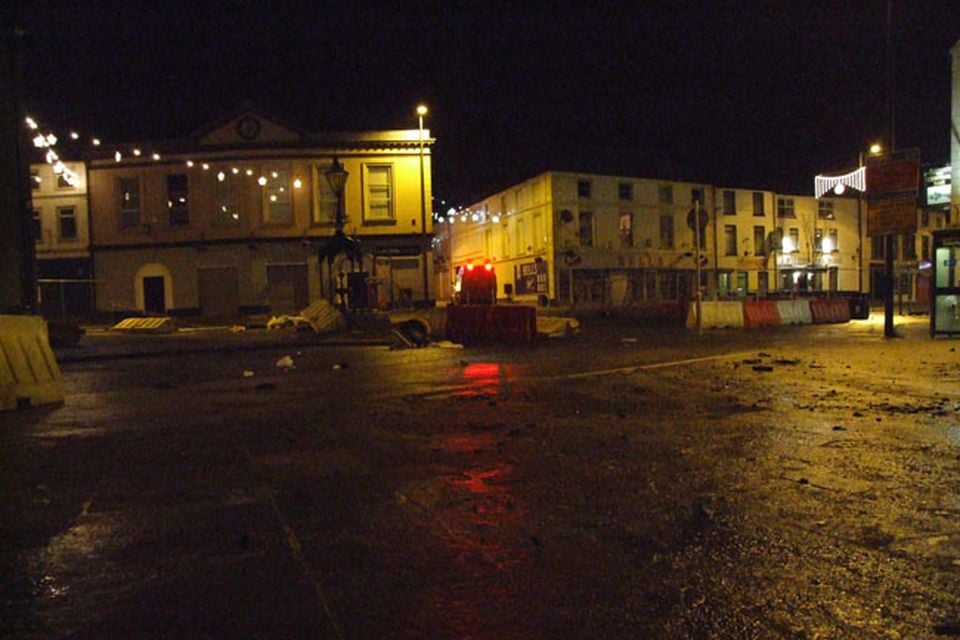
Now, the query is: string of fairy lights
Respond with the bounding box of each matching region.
[24,113,304,202]
[26,113,500,224]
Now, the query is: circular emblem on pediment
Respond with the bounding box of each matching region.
[236,116,262,141]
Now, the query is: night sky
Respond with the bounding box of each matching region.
[13,1,960,207]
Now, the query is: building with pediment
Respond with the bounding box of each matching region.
[87,105,434,318]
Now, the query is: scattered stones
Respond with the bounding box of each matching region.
[752,365,774,372]
[832,425,846,431]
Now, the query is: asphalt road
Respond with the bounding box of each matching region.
[2,315,959,639]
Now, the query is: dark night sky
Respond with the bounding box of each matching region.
[13,1,960,207]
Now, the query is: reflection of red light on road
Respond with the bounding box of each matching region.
[457,362,517,397]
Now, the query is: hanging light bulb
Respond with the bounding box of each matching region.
[217,171,226,182]
[231,167,240,175]
[91,138,101,146]
[270,171,278,179]
[152,153,161,161]
[132,148,141,156]
[115,151,122,162]
[33,134,46,148]
[69,131,79,140]
[186,160,195,167]
[257,176,267,186]
[25,116,38,130]
[245,168,253,176]
[45,133,57,146]
[201,163,210,170]
[293,178,303,189]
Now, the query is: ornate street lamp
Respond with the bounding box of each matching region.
[417,104,430,305]
[325,157,348,232]
[320,157,361,307]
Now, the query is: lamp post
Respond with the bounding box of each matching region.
[417,104,430,305]
[324,158,348,304]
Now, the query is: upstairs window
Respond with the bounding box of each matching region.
[167,174,189,226]
[659,215,674,249]
[214,172,240,227]
[818,199,835,219]
[753,225,766,256]
[578,211,593,247]
[691,187,705,207]
[618,182,633,201]
[118,177,141,229]
[752,192,765,216]
[577,180,591,198]
[777,197,795,218]
[619,212,633,247]
[314,163,338,225]
[659,185,673,204]
[723,190,736,215]
[363,164,394,224]
[264,168,293,225]
[32,210,42,242]
[58,206,77,240]
[724,224,737,255]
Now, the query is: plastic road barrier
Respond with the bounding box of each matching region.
[810,298,851,324]
[0,315,64,411]
[742,300,781,328]
[775,299,813,325]
[686,301,745,329]
[446,304,537,345]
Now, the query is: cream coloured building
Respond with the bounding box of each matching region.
[87,106,433,317]
[443,171,864,310]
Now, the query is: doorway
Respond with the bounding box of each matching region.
[143,276,166,314]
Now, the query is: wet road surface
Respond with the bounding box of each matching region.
[2,316,959,638]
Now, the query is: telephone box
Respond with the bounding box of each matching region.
[931,229,960,337]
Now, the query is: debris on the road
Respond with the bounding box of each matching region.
[537,315,580,338]
[254,382,275,391]
[332,362,348,370]
[229,325,246,333]
[242,370,254,378]
[752,365,774,372]
[774,358,800,366]
[275,355,295,369]
[832,425,846,431]
[267,299,347,333]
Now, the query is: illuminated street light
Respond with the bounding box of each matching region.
[417,104,430,304]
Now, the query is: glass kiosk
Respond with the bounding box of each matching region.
[931,229,960,337]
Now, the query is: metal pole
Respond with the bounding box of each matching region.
[418,111,429,305]
[857,152,864,292]
[695,200,702,335]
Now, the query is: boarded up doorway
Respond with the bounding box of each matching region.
[267,264,309,314]
[198,267,239,318]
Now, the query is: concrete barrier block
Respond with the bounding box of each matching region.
[687,301,745,329]
[775,300,813,325]
[0,315,65,411]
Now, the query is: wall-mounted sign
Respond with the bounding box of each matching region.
[515,260,548,294]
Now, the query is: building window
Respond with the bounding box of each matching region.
[577,180,591,198]
[818,200,835,219]
[32,210,42,242]
[659,185,673,204]
[56,174,73,189]
[814,227,824,252]
[619,213,633,247]
[214,172,240,226]
[363,164,394,224]
[31,171,40,191]
[659,214,674,249]
[752,192,765,216]
[903,233,917,260]
[724,224,737,256]
[58,206,77,240]
[828,228,838,253]
[618,182,632,201]
[263,167,293,225]
[788,227,800,253]
[872,235,885,260]
[119,177,141,228]
[578,211,593,247]
[313,164,338,225]
[777,197,795,218]
[167,174,189,226]
[922,234,930,261]
[691,187,705,207]
[753,225,766,256]
[723,190,736,215]
[533,212,545,250]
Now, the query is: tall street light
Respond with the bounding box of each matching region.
[417,104,430,305]
[324,157,349,305]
